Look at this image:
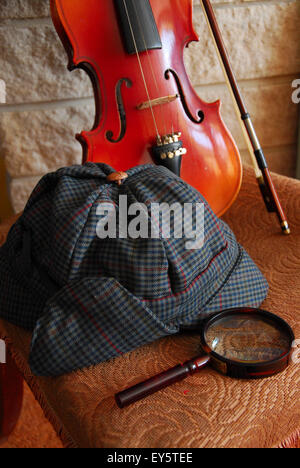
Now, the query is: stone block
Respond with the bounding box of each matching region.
[0,0,49,19]
[186,2,300,85]
[194,78,299,151]
[1,102,94,178]
[0,23,93,103]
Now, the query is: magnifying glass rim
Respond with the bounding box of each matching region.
[200,307,295,368]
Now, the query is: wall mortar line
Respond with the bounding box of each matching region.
[195,0,299,10]
[0,73,297,115]
[0,97,94,113]
[0,17,52,28]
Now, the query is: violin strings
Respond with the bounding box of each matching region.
[122,0,160,138]
[131,0,168,137]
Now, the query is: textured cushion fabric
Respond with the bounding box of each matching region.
[0,164,267,376]
[0,167,299,448]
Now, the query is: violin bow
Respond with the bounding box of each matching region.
[200,0,290,235]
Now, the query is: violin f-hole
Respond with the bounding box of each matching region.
[165,69,204,124]
[106,78,132,143]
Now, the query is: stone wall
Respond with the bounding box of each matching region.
[0,0,299,213]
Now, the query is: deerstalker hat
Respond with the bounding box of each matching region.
[0,163,268,376]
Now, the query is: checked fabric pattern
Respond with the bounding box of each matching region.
[0,163,268,376]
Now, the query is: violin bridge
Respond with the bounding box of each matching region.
[137,94,179,111]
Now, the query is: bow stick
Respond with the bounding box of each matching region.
[200,0,290,235]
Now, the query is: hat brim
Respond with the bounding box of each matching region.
[29,276,180,376]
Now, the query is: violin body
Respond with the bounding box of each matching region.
[50,0,242,215]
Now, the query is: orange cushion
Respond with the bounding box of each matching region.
[1,167,299,448]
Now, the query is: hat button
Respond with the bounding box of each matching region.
[107,171,128,186]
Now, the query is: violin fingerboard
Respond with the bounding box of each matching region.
[114,0,162,55]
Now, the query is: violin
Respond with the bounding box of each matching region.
[50,0,242,217]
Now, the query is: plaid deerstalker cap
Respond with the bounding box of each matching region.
[0,163,268,376]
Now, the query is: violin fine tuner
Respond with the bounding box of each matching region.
[152,132,187,176]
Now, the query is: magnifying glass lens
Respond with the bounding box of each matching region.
[205,313,291,362]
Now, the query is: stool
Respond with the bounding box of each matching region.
[0,168,299,448]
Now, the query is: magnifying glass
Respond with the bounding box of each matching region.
[115,307,294,408]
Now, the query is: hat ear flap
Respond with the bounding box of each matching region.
[29,276,178,376]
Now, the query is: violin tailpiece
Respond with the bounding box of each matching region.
[152,133,187,176]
